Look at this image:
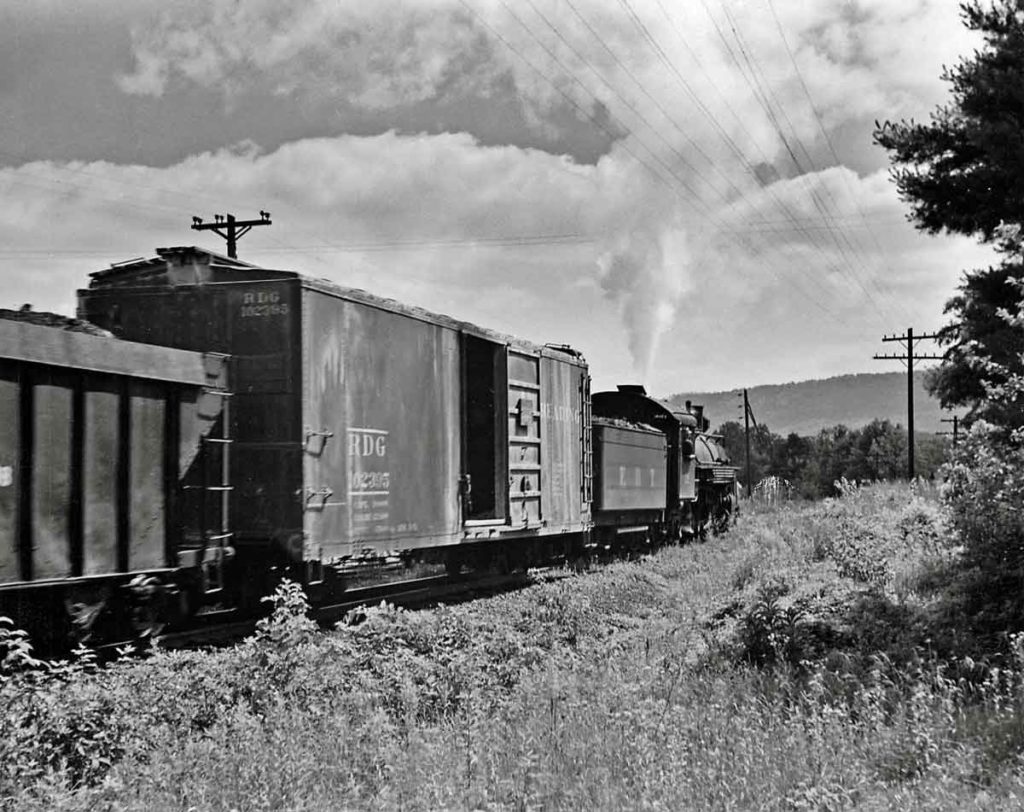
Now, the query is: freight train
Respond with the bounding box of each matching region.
[0,247,737,652]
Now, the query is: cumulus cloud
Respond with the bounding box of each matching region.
[117,0,504,109]
[0,126,995,391]
[1,0,993,388]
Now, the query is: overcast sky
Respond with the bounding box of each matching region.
[0,0,998,395]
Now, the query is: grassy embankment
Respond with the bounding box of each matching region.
[3,481,1024,810]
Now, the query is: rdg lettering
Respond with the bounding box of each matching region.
[242,291,280,305]
[349,433,387,457]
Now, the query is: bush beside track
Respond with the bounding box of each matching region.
[3,481,1023,810]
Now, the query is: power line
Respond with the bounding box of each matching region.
[491,0,851,319]
[714,1,896,322]
[556,0,869,275]
[759,0,910,324]
[522,0,734,203]
[616,0,865,312]
[490,0,715,212]
[649,0,894,321]
[872,328,943,479]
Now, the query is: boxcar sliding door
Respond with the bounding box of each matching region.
[460,334,508,524]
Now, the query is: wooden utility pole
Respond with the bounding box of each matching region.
[940,415,961,449]
[743,389,752,498]
[191,211,272,259]
[737,389,759,497]
[873,328,942,479]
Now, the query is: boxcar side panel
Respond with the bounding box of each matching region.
[83,387,119,575]
[539,356,587,531]
[302,290,461,558]
[32,377,73,579]
[0,370,18,583]
[128,383,166,571]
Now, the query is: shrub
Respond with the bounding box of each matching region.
[734,580,807,667]
[0,616,44,676]
[943,425,1024,572]
[0,646,127,794]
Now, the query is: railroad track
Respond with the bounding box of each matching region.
[137,569,538,652]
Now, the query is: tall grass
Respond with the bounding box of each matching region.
[2,482,1023,810]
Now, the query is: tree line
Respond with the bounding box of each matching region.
[714,419,948,499]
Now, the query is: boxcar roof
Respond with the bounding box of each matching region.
[85,246,586,365]
[0,317,220,387]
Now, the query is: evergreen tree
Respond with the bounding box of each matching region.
[874,1,1024,426]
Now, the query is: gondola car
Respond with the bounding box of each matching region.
[0,310,230,651]
[78,247,592,609]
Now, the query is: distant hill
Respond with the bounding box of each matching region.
[665,371,949,437]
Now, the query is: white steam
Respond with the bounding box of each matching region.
[596,224,693,383]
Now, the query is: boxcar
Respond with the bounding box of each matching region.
[78,247,592,602]
[0,311,229,650]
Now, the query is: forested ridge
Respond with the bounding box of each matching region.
[667,370,945,436]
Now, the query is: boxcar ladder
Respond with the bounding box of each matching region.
[197,371,233,595]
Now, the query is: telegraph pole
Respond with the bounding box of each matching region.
[873,327,942,479]
[737,388,759,497]
[190,211,272,259]
[940,415,961,449]
[743,389,752,498]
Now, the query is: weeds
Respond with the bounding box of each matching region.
[3,483,1024,810]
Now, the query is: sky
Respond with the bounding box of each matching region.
[0,0,999,395]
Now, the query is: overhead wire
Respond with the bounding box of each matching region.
[716,1,897,322]
[558,0,844,248]
[607,0,863,316]
[762,0,912,323]
[614,0,863,310]
[483,0,849,319]
[637,0,886,314]
[0,2,899,328]
[560,0,866,312]
[0,151,361,270]
[0,148,592,276]
[670,0,898,323]
[488,0,729,217]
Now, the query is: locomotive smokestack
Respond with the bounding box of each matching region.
[692,404,704,429]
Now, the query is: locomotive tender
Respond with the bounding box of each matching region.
[1,246,737,651]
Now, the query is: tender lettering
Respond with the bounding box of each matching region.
[613,465,660,490]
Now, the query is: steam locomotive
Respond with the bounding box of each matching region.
[0,247,737,651]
